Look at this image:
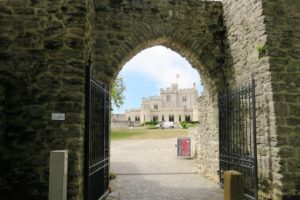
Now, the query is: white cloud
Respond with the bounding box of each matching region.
[123,46,202,92]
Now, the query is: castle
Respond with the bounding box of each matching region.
[125,83,199,124]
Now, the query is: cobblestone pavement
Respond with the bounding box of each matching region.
[106,138,223,200]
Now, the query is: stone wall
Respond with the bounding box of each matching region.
[262,1,300,199]
[0,83,5,173]
[111,121,128,130]
[94,0,226,93]
[0,0,92,199]
[189,91,219,182]
[189,1,300,199]
[0,0,298,199]
[223,0,281,199]
[223,0,300,199]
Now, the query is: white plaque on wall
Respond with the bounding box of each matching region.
[51,113,65,121]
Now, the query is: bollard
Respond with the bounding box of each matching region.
[49,150,68,200]
[224,170,244,200]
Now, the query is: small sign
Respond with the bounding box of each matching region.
[51,113,65,121]
[177,137,194,158]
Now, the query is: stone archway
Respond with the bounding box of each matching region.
[93,1,225,88]
[92,1,300,199]
[111,40,222,180]
[0,0,299,199]
[93,0,226,188]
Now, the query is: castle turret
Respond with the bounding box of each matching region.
[171,83,178,91]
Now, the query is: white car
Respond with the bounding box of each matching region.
[156,121,175,129]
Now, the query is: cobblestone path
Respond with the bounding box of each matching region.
[106,138,223,200]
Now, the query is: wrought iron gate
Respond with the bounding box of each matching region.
[219,79,258,200]
[85,71,110,200]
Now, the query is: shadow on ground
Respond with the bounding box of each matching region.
[107,161,223,200]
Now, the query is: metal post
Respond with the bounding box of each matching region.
[49,150,68,200]
[252,78,258,199]
[84,64,91,200]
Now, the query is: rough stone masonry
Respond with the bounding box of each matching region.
[0,0,299,200]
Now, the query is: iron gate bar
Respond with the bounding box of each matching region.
[252,78,258,200]
[219,78,258,200]
[84,66,91,200]
[85,66,110,200]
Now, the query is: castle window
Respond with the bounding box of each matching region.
[169,115,174,122]
[183,96,187,102]
[128,117,131,121]
[154,104,158,109]
[167,95,171,101]
[135,116,140,121]
[179,115,181,122]
[152,116,158,122]
[185,115,191,122]
[162,115,164,121]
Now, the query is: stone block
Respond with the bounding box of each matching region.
[288,104,300,116]
[288,135,300,146]
[44,39,63,50]
[224,170,244,200]
[286,117,300,126]
[279,147,295,158]
[49,150,68,200]
[15,32,42,48]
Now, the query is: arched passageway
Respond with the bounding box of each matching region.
[106,45,221,199]
[89,1,300,199]
[90,2,226,199]
[0,0,299,199]
[94,0,225,185]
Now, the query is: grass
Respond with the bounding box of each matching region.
[111,130,144,140]
[111,128,189,140]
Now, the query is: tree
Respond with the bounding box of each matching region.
[111,76,126,109]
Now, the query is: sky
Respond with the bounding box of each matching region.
[113,45,203,114]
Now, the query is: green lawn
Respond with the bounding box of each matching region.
[111,128,189,140]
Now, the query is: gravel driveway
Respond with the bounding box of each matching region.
[106,138,223,200]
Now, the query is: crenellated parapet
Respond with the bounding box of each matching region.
[142,95,162,102]
[125,108,141,113]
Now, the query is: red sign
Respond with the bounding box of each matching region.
[177,137,191,157]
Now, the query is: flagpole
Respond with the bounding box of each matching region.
[176,73,180,87]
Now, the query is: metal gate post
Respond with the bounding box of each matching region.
[252,78,258,200]
[84,65,91,200]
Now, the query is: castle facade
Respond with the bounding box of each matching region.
[125,83,199,124]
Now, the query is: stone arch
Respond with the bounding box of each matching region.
[93,0,225,185]
[111,37,224,94]
[0,0,298,199]
[93,0,226,94]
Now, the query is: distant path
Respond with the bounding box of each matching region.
[106,138,223,200]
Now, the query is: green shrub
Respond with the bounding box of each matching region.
[144,121,159,126]
[180,121,198,129]
[256,45,268,58]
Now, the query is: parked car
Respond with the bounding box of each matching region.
[155,121,175,129]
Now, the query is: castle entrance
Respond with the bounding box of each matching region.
[1,0,297,199]
[93,0,227,198]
